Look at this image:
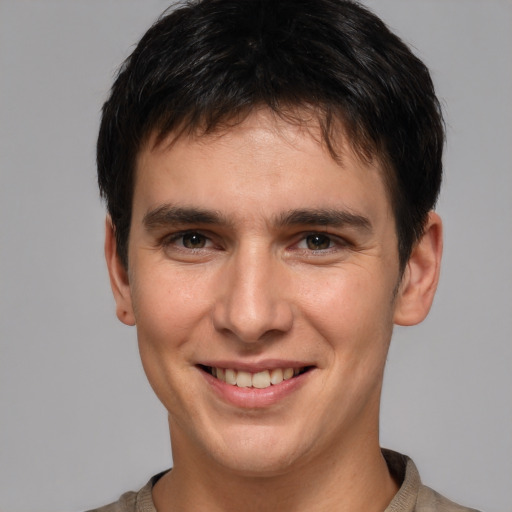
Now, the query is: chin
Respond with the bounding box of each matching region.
[199,423,313,477]
[213,448,301,478]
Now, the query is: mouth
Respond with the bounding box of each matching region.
[198,365,312,389]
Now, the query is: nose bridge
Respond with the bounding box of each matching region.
[213,240,292,342]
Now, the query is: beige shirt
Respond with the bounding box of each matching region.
[88,450,480,512]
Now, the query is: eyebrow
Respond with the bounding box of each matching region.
[143,204,372,232]
[275,208,372,232]
[143,205,230,230]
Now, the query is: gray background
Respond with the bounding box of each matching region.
[1,1,510,511]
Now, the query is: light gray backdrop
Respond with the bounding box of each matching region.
[1,1,511,511]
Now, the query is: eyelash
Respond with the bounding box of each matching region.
[161,231,215,251]
[159,230,351,255]
[293,231,351,256]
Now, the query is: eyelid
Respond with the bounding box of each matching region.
[158,228,353,253]
[294,231,350,249]
[161,229,216,249]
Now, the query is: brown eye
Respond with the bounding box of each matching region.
[306,234,331,250]
[182,232,207,249]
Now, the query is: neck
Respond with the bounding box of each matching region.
[153,423,398,512]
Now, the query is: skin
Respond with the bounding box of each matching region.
[106,110,442,512]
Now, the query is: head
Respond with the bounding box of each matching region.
[98,0,444,480]
[97,0,444,274]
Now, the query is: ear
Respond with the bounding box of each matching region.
[393,211,443,326]
[104,216,136,326]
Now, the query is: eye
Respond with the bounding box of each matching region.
[301,233,333,251]
[162,231,214,251]
[181,232,208,249]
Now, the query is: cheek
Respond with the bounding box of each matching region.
[296,266,396,351]
[130,268,212,413]
[130,265,213,352]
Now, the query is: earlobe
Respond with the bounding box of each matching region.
[393,212,443,326]
[104,217,136,326]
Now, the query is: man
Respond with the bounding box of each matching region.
[92,0,479,511]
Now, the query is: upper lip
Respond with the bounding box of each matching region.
[197,359,314,372]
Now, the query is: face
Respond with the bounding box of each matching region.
[108,111,422,476]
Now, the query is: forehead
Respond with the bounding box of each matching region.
[133,110,392,225]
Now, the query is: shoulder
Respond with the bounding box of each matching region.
[85,488,143,512]
[85,472,164,512]
[85,489,138,512]
[383,449,481,512]
[416,485,482,512]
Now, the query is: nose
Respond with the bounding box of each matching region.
[212,245,293,343]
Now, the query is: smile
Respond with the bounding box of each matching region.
[200,366,310,389]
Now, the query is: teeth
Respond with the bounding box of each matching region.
[209,366,303,389]
[236,371,252,388]
[225,368,237,385]
[269,368,284,385]
[283,367,294,380]
[252,370,271,389]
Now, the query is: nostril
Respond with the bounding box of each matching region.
[212,300,294,344]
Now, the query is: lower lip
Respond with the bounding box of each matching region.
[200,369,311,408]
